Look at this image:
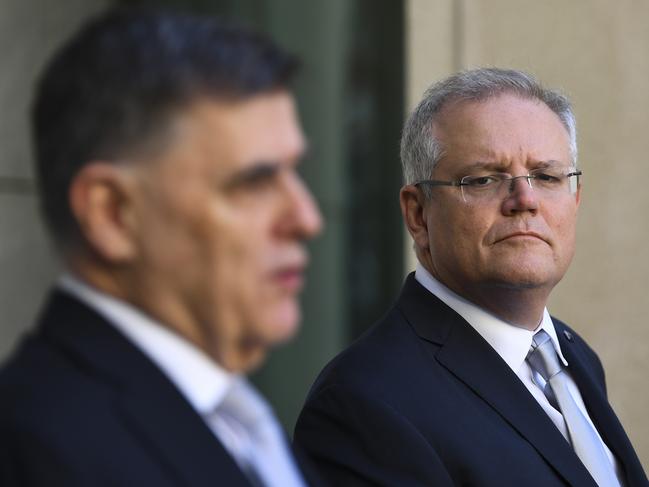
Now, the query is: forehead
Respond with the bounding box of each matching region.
[431,93,571,170]
[160,91,305,174]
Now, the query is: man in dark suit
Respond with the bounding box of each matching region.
[0,8,323,487]
[294,68,648,486]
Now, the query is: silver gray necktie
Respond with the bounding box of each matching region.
[217,379,307,487]
[527,330,621,487]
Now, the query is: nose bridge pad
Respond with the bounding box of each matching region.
[508,175,533,195]
[524,175,533,192]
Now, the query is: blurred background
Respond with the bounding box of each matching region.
[1,0,648,468]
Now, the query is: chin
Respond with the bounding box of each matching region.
[490,269,557,290]
[259,300,302,345]
[486,253,559,286]
[493,279,546,291]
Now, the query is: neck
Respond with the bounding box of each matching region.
[66,254,264,373]
[418,258,550,330]
[468,284,549,330]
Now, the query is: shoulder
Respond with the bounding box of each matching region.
[0,327,115,436]
[0,329,126,485]
[294,302,455,485]
[307,304,434,400]
[551,317,601,361]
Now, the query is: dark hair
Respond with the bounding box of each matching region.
[31,8,299,248]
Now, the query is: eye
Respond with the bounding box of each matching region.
[241,169,278,188]
[226,163,280,192]
[463,175,500,188]
[532,171,562,184]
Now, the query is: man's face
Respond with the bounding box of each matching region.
[127,91,322,371]
[421,93,580,307]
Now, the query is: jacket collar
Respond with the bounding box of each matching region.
[396,274,599,487]
[37,289,258,487]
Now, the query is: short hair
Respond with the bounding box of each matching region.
[400,68,577,193]
[31,8,299,249]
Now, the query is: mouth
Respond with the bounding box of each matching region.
[270,253,309,293]
[273,266,305,292]
[493,231,549,244]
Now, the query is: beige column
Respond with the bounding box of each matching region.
[406,0,649,467]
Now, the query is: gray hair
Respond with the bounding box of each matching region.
[400,68,577,189]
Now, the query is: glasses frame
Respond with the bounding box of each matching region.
[414,169,583,203]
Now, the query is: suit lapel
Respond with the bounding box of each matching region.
[398,275,597,487]
[557,325,648,487]
[39,290,254,487]
[115,389,250,487]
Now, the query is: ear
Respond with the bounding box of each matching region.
[69,162,138,262]
[400,185,431,252]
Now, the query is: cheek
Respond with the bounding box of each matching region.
[205,209,274,297]
[554,220,577,266]
[546,207,578,256]
[440,210,491,257]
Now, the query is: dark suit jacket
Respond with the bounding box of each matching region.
[0,289,321,487]
[294,274,648,486]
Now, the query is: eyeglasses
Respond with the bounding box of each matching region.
[414,167,582,204]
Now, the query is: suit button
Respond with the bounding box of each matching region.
[563,330,574,342]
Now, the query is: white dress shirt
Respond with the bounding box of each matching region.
[414,264,623,482]
[58,273,307,487]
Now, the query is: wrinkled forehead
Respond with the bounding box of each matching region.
[430,94,572,170]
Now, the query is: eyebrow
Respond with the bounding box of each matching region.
[222,143,310,190]
[224,162,281,189]
[463,159,566,172]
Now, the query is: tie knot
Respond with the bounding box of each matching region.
[218,379,272,435]
[527,329,562,381]
[531,329,552,349]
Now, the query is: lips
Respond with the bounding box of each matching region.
[273,265,306,292]
[493,231,549,244]
[270,251,309,293]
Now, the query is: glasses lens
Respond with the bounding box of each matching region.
[460,174,507,203]
[531,168,565,189]
[530,168,582,195]
[460,168,579,203]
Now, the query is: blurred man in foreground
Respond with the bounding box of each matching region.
[0,9,322,487]
[295,68,647,486]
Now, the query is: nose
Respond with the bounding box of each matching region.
[280,172,323,239]
[508,175,533,192]
[501,175,539,215]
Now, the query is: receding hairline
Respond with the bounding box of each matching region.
[107,87,297,162]
[430,89,573,137]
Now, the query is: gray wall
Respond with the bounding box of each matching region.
[0,0,110,357]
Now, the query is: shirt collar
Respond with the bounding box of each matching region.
[57,273,235,415]
[414,263,568,372]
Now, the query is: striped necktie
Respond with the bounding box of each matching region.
[527,330,621,487]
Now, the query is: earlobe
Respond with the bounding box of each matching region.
[575,185,582,206]
[399,185,430,251]
[69,163,138,262]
